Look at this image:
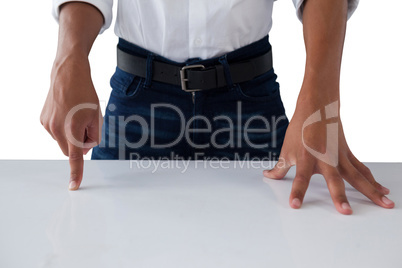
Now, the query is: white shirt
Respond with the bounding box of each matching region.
[52,0,359,62]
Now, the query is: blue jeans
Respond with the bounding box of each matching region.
[91,36,289,160]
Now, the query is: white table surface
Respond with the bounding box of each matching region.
[0,160,401,268]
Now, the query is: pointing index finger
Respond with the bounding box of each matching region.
[68,142,84,191]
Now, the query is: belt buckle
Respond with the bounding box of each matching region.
[180,64,205,92]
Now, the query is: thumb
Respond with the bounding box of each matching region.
[82,113,103,155]
[263,156,292,180]
[68,142,84,191]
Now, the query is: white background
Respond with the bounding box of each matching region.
[0,0,401,161]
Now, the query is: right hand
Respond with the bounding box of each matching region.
[40,55,103,190]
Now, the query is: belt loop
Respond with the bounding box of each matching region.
[218,54,234,89]
[144,53,154,88]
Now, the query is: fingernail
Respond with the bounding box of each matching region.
[69,181,77,190]
[382,196,394,206]
[381,186,390,194]
[341,202,352,211]
[292,198,301,208]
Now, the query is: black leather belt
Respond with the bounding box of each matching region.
[117,47,273,92]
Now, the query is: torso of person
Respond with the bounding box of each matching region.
[114,0,275,62]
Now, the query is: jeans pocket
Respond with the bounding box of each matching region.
[235,69,280,102]
[110,67,145,99]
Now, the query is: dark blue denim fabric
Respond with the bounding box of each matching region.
[91,36,289,160]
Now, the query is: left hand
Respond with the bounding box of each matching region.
[263,90,394,215]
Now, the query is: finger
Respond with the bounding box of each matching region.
[289,159,314,209]
[82,135,97,156]
[348,154,390,194]
[46,120,71,155]
[51,129,69,156]
[83,148,91,155]
[67,142,84,191]
[43,124,56,140]
[46,127,69,155]
[86,115,103,147]
[56,138,69,156]
[341,160,394,209]
[263,156,292,180]
[323,170,353,215]
[81,112,103,156]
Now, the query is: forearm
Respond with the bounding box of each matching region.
[41,3,104,190]
[299,0,348,102]
[55,2,104,62]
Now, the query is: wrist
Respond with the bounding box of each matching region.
[296,80,340,111]
[53,51,89,73]
[51,53,92,94]
[55,43,89,63]
[297,67,340,103]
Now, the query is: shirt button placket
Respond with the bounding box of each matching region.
[188,0,206,59]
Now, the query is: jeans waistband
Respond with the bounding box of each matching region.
[117,35,272,67]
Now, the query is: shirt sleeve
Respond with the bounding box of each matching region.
[292,0,359,22]
[52,0,113,34]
